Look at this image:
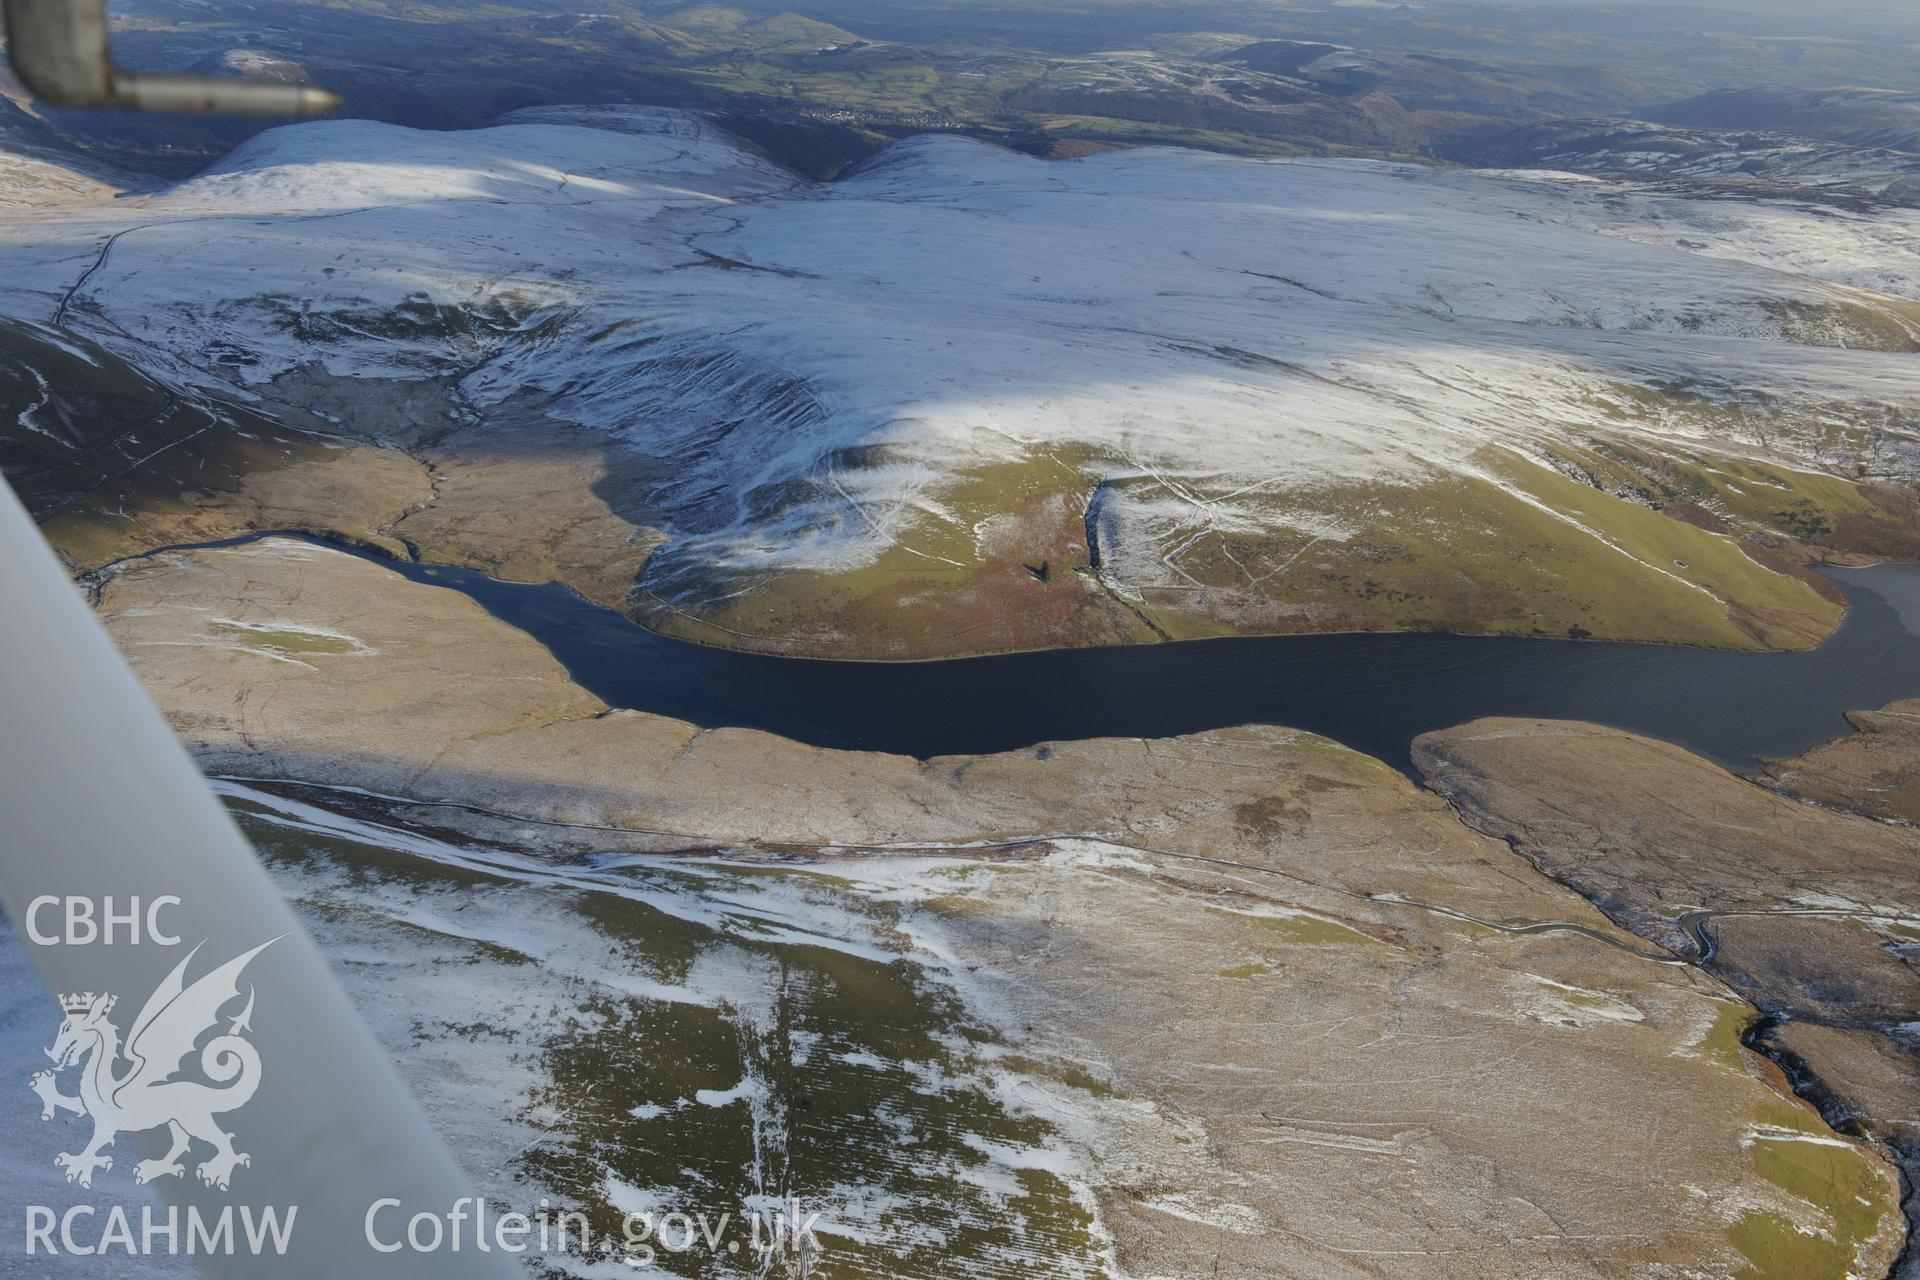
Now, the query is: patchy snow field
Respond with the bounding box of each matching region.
[4,106,1918,649]
[217,783,1120,1278]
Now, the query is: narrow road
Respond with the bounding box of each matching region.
[52,222,153,329]
[1677,906,1920,964]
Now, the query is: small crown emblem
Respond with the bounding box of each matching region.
[58,992,112,1015]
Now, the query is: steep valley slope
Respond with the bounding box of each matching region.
[4,107,1920,656]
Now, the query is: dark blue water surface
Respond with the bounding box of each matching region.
[359,550,1920,776]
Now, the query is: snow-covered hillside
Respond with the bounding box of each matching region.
[5,107,1919,654]
[0,97,130,208]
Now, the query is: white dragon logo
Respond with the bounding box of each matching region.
[28,938,280,1191]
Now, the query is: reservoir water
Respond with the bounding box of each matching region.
[335,548,1920,776]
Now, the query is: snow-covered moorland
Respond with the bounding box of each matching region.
[5,107,1919,655]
